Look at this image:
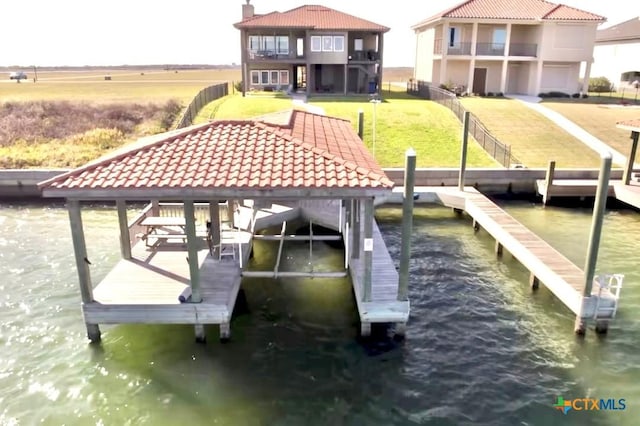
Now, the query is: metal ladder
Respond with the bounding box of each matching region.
[593,274,624,319]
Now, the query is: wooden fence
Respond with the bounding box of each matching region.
[175,82,229,129]
[407,80,521,168]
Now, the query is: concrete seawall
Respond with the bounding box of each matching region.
[0,170,68,198]
[0,168,625,199]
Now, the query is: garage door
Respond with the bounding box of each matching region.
[541,65,570,91]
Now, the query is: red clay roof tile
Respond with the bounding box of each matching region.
[413,0,604,28]
[39,110,392,193]
[234,5,389,32]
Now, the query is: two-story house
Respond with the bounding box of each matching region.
[412,0,605,96]
[592,17,640,91]
[234,1,388,96]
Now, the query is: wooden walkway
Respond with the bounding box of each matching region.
[537,179,640,210]
[85,232,252,328]
[426,187,618,320]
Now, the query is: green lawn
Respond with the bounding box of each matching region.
[542,101,640,158]
[195,91,496,168]
[460,97,602,168]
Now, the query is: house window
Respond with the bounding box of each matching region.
[311,36,322,52]
[261,71,269,84]
[322,36,333,51]
[249,36,261,51]
[621,71,640,82]
[251,70,260,84]
[270,71,279,84]
[276,36,289,55]
[280,70,290,85]
[297,38,304,57]
[492,29,506,50]
[354,38,363,51]
[333,36,344,52]
[449,27,460,47]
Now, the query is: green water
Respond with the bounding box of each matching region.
[0,201,638,425]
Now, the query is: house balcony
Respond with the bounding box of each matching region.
[348,50,381,63]
[434,40,537,57]
[247,49,304,62]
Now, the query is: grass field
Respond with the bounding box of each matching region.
[0,69,240,102]
[542,100,640,158]
[460,97,602,168]
[195,91,496,168]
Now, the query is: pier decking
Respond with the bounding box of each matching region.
[536,178,640,210]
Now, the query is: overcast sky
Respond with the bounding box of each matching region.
[0,0,633,67]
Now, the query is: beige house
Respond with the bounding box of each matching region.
[234,1,388,96]
[412,0,605,96]
[592,17,640,91]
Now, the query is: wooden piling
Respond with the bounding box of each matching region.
[459,111,470,191]
[576,153,611,334]
[184,201,202,303]
[67,199,101,343]
[357,110,364,140]
[209,201,220,246]
[495,241,503,258]
[622,131,639,185]
[542,160,555,205]
[398,149,416,302]
[352,199,360,259]
[116,200,132,260]
[529,273,539,290]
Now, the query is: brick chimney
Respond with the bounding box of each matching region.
[242,0,254,20]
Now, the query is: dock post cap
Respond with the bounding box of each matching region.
[600,150,612,160]
[405,148,416,157]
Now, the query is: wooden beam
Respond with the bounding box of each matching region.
[116,200,131,260]
[352,199,360,259]
[458,111,470,191]
[151,199,160,215]
[67,199,101,342]
[363,198,374,302]
[242,271,348,278]
[184,201,202,303]
[253,234,342,241]
[398,148,416,301]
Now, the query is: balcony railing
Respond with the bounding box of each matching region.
[433,40,537,57]
[247,50,302,61]
[348,50,380,62]
[476,43,505,56]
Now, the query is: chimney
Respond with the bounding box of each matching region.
[242,0,254,20]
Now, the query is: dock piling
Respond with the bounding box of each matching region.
[576,152,612,335]
[622,131,639,185]
[542,161,556,205]
[357,110,364,140]
[116,200,132,260]
[398,148,416,302]
[458,112,470,191]
[184,201,202,303]
[363,198,374,302]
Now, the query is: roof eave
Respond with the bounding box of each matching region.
[41,186,393,200]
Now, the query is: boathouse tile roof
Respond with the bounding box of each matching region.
[39,110,393,193]
[412,0,604,28]
[234,5,389,32]
[616,118,640,132]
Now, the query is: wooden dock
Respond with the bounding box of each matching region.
[536,178,640,210]
[85,232,252,339]
[429,187,619,322]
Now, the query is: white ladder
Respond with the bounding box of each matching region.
[593,274,624,319]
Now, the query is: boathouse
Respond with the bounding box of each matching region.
[38,110,410,343]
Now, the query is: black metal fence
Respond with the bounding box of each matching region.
[407,80,520,168]
[175,82,229,129]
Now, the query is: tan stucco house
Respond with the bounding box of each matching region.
[592,17,640,91]
[234,1,388,96]
[412,0,605,96]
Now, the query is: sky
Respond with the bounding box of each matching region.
[0,0,634,67]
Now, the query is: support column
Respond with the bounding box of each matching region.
[67,199,100,343]
[116,200,131,260]
[343,64,348,95]
[529,273,539,290]
[398,149,416,301]
[534,60,544,96]
[184,201,202,303]
[459,111,470,191]
[352,199,360,259]
[495,241,503,258]
[440,22,449,86]
[306,63,312,97]
[576,153,612,335]
[500,24,511,94]
[623,131,639,185]
[240,29,248,96]
[151,199,160,215]
[468,23,478,95]
[209,201,220,247]
[363,198,374,302]
[582,61,592,96]
[467,59,476,95]
[377,32,385,93]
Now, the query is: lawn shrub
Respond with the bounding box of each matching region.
[589,76,613,93]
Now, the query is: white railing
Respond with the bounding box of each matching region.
[593,274,624,319]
